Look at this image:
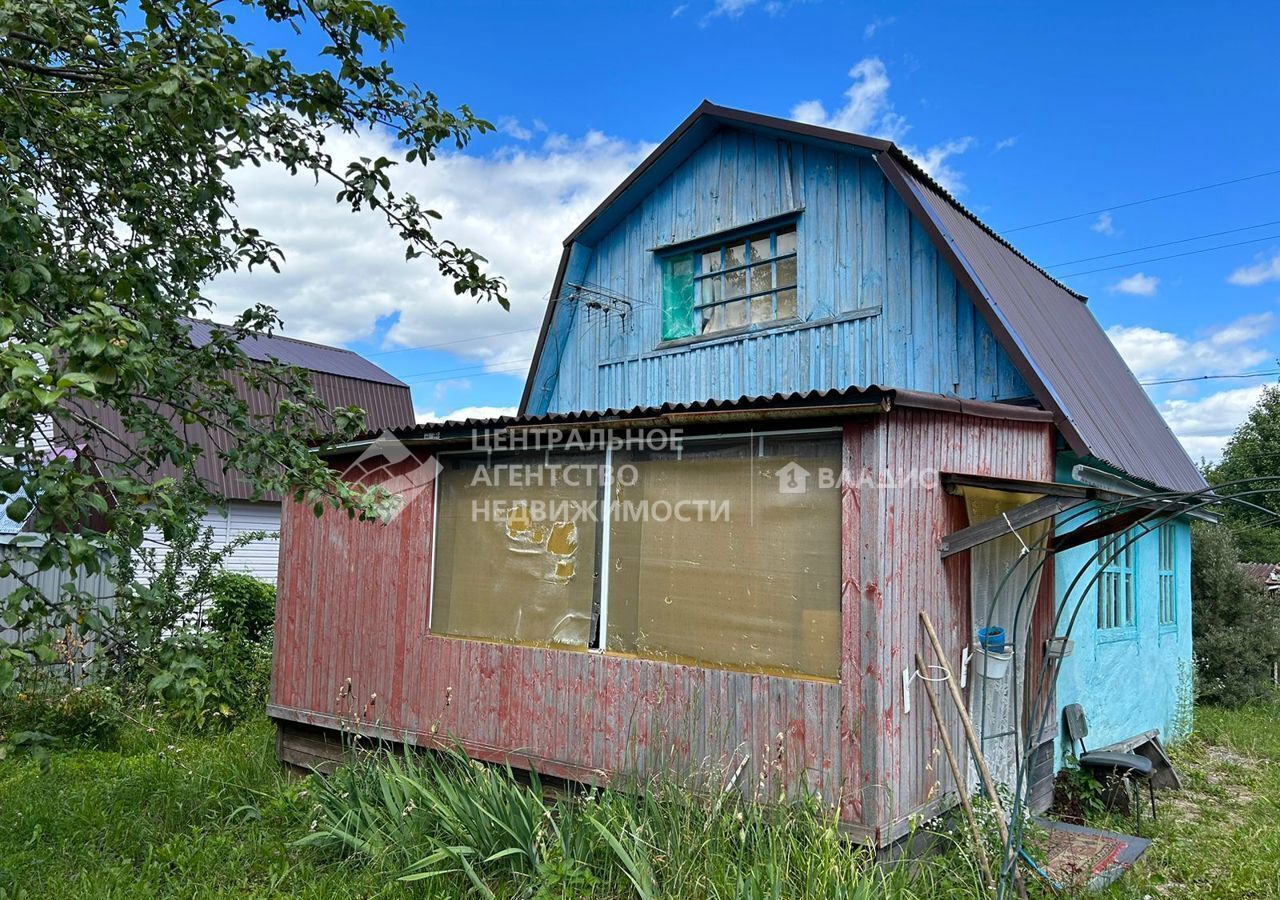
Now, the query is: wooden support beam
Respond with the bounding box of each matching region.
[1049,507,1149,553]
[942,472,1092,499]
[915,650,997,896]
[940,495,1086,557]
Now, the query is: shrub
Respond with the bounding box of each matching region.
[208,573,276,643]
[1192,522,1280,706]
[0,680,120,749]
[145,628,273,730]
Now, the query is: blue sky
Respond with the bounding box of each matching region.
[209,1,1280,461]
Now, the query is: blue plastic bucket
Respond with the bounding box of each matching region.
[977,626,1006,652]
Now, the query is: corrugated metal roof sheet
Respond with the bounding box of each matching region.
[884,157,1208,493]
[521,102,1206,494]
[184,319,407,387]
[339,386,1054,446]
[61,340,415,503]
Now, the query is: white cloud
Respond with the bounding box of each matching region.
[1109,316,1277,462]
[1108,272,1159,296]
[790,57,905,139]
[863,15,895,38]
[496,116,534,141]
[701,0,758,22]
[1228,250,1280,286]
[1107,314,1273,382]
[1091,211,1117,236]
[671,3,688,16]
[789,57,973,193]
[416,405,518,424]
[994,136,1017,152]
[1159,385,1269,463]
[205,127,651,375]
[909,137,975,196]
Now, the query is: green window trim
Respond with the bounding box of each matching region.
[661,253,696,341]
[660,222,798,341]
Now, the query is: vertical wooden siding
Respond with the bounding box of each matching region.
[271,412,1054,844]
[535,128,1029,416]
[272,442,868,833]
[874,410,1055,839]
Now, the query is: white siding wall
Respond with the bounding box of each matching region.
[142,501,282,585]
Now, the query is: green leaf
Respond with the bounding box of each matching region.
[56,372,98,395]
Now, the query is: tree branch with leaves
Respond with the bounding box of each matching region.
[0,0,506,692]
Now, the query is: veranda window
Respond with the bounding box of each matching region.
[605,434,842,678]
[430,451,603,649]
[428,432,844,681]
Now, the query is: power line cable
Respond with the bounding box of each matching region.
[363,327,539,357]
[1058,233,1280,278]
[1140,369,1280,386]
[1045,220,1280,269]
[1000,168,1280,234]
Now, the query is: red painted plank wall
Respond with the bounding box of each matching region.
[270,411,1054,844]
[873,409,1055,839]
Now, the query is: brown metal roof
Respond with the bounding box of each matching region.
[336,386,1053,449]
[184,319,408,387]
[520,102,1206,494]
[881,156,1207,493]
[62,337,414,502]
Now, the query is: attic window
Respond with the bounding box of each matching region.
[661,225,798,340]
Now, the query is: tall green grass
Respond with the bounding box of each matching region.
[298,743,982,899]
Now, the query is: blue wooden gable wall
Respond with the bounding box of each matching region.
[528,126,1032,416]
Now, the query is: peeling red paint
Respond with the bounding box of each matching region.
[271,411,1054,846]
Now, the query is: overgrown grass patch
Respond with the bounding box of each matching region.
[1096,698,1280,899]
[3,700,1279,898]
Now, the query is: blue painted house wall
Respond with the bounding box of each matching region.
[528,127,1031,415]
[1052,459,1195,764]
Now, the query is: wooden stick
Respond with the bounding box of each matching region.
[919,610,1027,898]
[916,651,997,897]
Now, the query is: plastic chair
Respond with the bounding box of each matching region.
[1062,703,1156,831]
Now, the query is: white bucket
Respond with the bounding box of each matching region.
[971,645,1013,680]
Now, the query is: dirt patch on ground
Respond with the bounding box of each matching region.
[1163,742,1262,829]
[1206,745,1256,769]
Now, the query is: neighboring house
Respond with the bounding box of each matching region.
[1239,562,1280,592]
[63,320,414,584]
[269,103,1203,846]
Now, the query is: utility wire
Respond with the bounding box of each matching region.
[398,358,532,384]
[1058,233,1280,278]
[1045,220,1280,269]
[1140,369,1280,386]
[1000,168,1280,234]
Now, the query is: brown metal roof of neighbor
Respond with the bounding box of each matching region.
[184,319,408,387]
[521,102,1207,494]
[62,327,415,502]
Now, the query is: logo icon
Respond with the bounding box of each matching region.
[338,430,441,520]
[776,461,811,494]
